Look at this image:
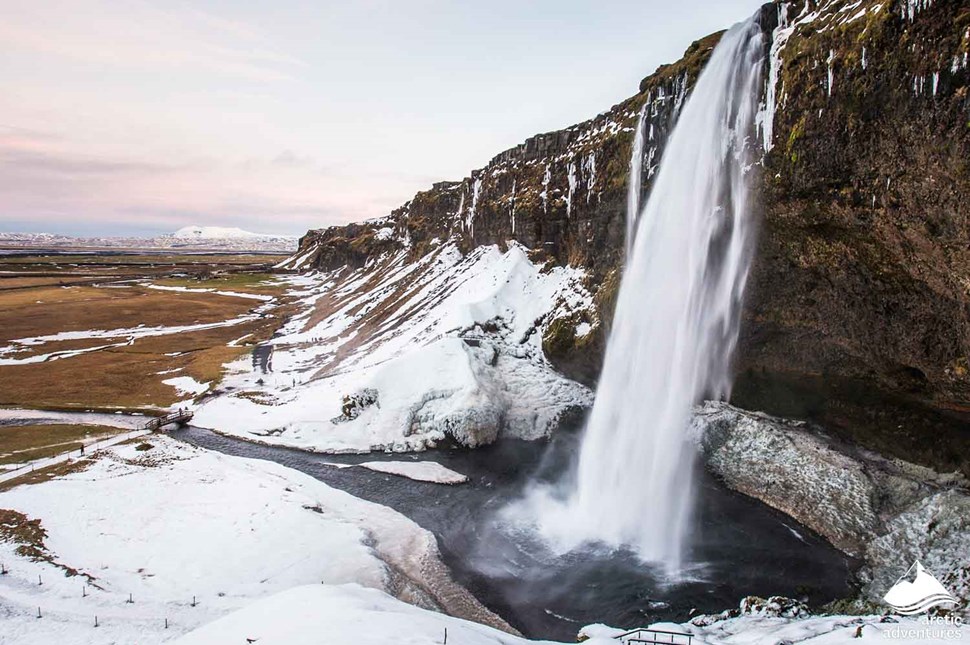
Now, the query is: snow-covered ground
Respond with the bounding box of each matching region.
[161,376,210,398]
[173,583,966,645]
[193,242,595,453]
[0,435,509,644]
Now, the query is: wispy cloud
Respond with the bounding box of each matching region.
[0,149,181,177]
[271,150,315,168]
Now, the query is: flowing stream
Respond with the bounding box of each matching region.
[170,423,855,640]
[534,16,765,569]
[0,409,856,638]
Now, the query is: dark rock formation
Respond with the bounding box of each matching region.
[694,401,970,608]
[289,0,970,472]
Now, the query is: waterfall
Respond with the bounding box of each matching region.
[626,104,647,257]
[533,16,764,570]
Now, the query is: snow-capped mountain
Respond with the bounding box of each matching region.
[0,226,299,253]
[172,225,270,240]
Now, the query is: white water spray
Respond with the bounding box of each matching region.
[626,105,648,257]
[532,17,764,570]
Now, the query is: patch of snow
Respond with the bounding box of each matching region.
[0,339,132,366]
[276,246,316,271]
[162,376,209,397]
[146,284,274,302]
[356,460,468,484]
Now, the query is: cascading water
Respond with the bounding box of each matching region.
[529,16,765,570]
[626,104,647,257]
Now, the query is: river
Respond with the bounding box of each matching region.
[170,421,857,640]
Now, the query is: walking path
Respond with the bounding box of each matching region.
[0,429,151,484]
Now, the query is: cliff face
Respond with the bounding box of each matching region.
[289,25,738,384]
[288,0,970,470]
[735,0,970,473]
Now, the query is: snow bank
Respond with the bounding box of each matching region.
[0,436,510,644]
[174,584,537,645]
[174,584,962,645]
[194,242,593,453]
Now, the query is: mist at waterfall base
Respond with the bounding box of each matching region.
[504,16,765,573]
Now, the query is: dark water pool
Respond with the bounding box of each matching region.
[171,425,858,640]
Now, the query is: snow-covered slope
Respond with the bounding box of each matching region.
[0,436,510,644]
[193,240,595,452]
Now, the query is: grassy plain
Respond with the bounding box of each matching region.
[0,251,292,411]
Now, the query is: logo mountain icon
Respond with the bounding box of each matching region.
[883,560,959,615]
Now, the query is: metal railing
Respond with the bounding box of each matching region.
[616,627,692,645]
[144,410,194,431]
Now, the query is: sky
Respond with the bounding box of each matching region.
[0,0,764,237]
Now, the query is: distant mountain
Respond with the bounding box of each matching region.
[0,226,298,253]
[172,225,268,240]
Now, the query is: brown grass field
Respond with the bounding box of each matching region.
[0,250,294,412]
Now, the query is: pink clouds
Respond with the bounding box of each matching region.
[0,1,425,235]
